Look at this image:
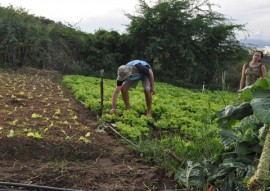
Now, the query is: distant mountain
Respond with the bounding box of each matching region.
[242,38,270,48]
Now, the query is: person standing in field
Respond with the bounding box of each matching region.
[239,50,267,90]
[110,60,155,117]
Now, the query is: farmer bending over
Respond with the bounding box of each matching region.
[110,60,155,117]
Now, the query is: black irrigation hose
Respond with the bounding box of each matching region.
[0,182,82,191]
[100,69,104,117]
[107,124,138,148]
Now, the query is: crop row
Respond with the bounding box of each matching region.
[62,75,239,140]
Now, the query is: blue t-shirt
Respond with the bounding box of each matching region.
[126,60,151,80]
[126,60,150,68]
[117,60,151,86]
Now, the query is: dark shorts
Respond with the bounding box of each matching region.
[123,76,150,91]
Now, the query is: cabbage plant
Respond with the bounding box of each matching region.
[217,74,270,191]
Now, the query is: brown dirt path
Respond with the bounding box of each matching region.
[0,67,176,191]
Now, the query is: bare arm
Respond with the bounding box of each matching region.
[261,65,267,78]
[239,64,246,90]
[110,86,122,114]
[148,69,155,95]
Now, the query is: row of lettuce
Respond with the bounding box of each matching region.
[62,75,238,137]
[62,75,254,190]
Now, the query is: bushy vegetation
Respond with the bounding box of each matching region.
[0,0,252,88]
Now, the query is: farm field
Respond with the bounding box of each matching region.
[0,68,175,191]
[62,74,239,142]
[62,74,242,190]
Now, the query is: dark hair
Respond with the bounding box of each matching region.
[255,50,264,58]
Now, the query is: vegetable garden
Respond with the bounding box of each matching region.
[63,73,270,190]
[2,67,270,190]
[64,74,270,190]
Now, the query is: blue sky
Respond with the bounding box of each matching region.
[1,0,269,50]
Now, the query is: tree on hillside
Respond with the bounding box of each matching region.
[0,5,131,76]
[86,29,131,73]
[126,0,248,86]
[0,5,91,72]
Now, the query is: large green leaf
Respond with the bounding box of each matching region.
[209,160,246,181]
[252,78,269,91]
[252,90,270,99]
[235,141,254,156]
[174,161,206,188]
[250,95,270,124]
[216,102,253,120]
[219,130,240,149]
[239,78,269,102]
[239,85,253,102]
[265,71,270,83]
[215,102,253,129]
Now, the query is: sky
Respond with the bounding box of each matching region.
[0,0,269,50]
[210,0,270,51]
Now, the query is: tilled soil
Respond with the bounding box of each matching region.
[0,67,176,191]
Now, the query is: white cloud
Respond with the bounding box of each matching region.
[210,0,270,47]
[261,46,270,54]
[0,0,139,33]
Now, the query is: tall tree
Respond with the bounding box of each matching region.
[86,29,130,72]
[126,0,247,85]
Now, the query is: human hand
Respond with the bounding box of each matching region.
[110,108,116,115]
[151,87,155,95]
[237,93,242,100]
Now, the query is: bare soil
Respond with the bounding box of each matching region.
[0,68,176,191]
